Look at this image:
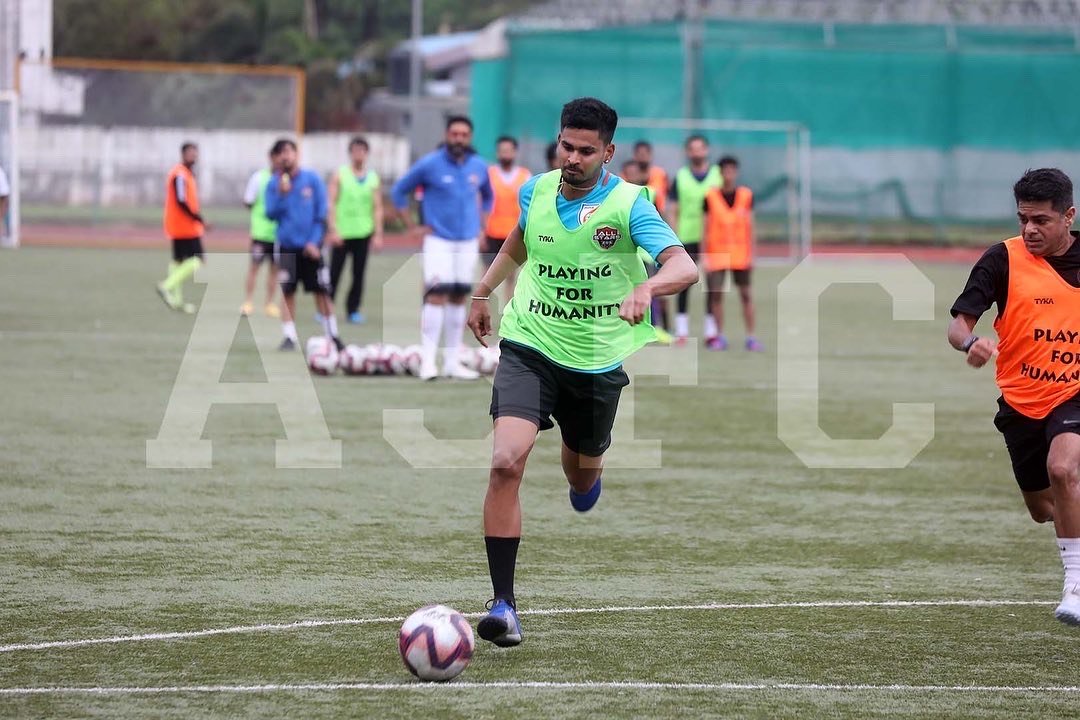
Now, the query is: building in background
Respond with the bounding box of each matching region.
[362,31,478,159]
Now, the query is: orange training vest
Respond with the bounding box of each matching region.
[485,165,530,240]
[993,236,1080,419]
[702,186,753,272]
[164,164,203,239]
[646,165,667,213]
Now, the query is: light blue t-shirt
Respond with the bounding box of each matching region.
[390,147,493,241]
[517,169,681,262]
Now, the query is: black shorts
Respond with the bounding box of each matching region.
[489,340,629,457]
[172,237,204,262]
[706,268,752,291]
[481,235,504,267]
[993,392,1080,492]
[275,246,331,296]
[251,239,275,265]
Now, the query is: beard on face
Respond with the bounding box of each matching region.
[448,142,467,157]
[498,159,514,170]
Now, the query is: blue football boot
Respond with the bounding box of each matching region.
[569,476,602,512]
[477,598,522,647]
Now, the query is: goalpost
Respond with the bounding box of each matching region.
[0,90,17,250]
[618,118,812,263]
[0,90,17,248]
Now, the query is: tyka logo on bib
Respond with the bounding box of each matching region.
[593,226,621,249]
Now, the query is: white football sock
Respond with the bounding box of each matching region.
[421,303,444,365]
[1059,538,1080,588]
[443,303,467,370]
[323,313,339,338]
[675,313,689,337]
[704,314,718,339]
[283,320,298,342]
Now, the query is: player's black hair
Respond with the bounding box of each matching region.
[545,141,558,164]
[496,135,518,148]
[634,140,652,152]
[560,97,619,145]
[348,136,369,151]
[180,142,197,154]
[446,114,474,131]
[685,134,708,147]
[271,138,297,156]
[718,155,740,169]
[1014,168,1074,214]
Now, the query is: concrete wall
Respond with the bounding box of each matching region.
[20,125,411,208]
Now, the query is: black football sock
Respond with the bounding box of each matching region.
[484,536,520,605]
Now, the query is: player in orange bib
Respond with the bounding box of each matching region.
[949,168,1080,626]
[701,156,762,351]
[157,142,207,314]
[483,136,530,299]
[632,140,667,215]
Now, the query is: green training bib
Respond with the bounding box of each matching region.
[249,168,277,242]
[335,166,379,239]
[675,165,720,244]
[499,170,655,371]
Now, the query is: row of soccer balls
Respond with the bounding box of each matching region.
[305,337,501,376]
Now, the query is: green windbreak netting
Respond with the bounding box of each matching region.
[473,19,1080,234]
[498,23,684,146]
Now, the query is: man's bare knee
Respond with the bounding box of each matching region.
[1048,462,1080,490]
[490,448,528,486]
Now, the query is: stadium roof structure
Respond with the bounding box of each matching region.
[389,31,480,72]
[510,0,1080,30]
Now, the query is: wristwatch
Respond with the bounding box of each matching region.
[959,335,979,353]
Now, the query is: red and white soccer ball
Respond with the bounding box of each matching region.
[361,343,391,375]
[382,343,407,375]
[305,336,339,375]
[399,604,474,682]
[475,345,501,375]
[338,344,369,375]
[401,344,423,376]
[457,346,479,372]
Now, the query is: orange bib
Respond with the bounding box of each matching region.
[646,165,667,213]
[163,164,203,239]
[703,187,753,272]
[994,236,1080,419]
[485,166,530,240]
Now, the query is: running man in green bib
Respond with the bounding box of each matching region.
[467,97,699,647]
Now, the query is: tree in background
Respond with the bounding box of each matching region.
[54,0,543,130]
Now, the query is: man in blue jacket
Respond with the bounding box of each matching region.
[392,116,494,380]
[265,138,343,352]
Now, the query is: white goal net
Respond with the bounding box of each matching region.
[0,90,17,248]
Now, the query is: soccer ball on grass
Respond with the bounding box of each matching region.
[398,604,474,682]
[305,336,339,375]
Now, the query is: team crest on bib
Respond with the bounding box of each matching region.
[593,226,621,249]
[579,203,600,225]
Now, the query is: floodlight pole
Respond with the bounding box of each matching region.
[409,0,423,158]
[681,0,703,120]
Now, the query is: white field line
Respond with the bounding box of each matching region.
[0,599,1053,655]
[2,681,1080,696]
